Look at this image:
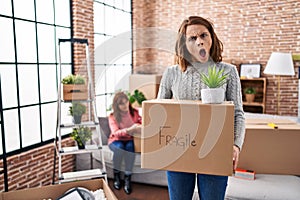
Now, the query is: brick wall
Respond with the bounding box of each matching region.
[0,138,74,191]
[73,0,95,84]
[132,0,300,116]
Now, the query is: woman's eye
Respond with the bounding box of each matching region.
[200,33,208,38]
[189,36,197,41]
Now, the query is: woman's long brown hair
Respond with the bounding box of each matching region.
[112,92,135,124]
[175,16,223,72]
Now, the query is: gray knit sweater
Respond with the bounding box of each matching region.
[157,61,245,149]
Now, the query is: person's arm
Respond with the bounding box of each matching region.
[108,115,130,138]
[226,66,246,169]
[157,66,174,99]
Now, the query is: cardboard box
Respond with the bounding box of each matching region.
[63,84,88,101]
[134,135,141,153]
[238,119,300,175]
[0,179,117,200]
[129,74,162,100]
[141,99,234,176]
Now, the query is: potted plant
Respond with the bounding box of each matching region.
[69,102,86,124]
[244,87,256,103]
[200,65,228,104]
[127,89,147,107]
[62,74,88,101]
[70,126,92,149]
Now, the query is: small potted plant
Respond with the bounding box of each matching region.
[244,87,256,103]
[62,74,88,101]
[200,65,228,104]
[69,102,86,124]
[70,126,92,149]
[127,89,147,107]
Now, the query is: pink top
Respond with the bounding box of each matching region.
[108,109,142,145]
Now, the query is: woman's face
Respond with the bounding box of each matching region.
[185,24,212,63]
[118,98,129,112]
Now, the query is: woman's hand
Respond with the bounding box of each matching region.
[233,145,240,170]
[126,124,142,135]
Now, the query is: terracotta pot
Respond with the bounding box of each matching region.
[245,94,255,103]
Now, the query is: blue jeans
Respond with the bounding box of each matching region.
[109,140,135,175]
[167,171,228,200]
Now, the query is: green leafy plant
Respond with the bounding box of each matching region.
[62,74,85,84]
[127,90,147,106]
[200,65,228,88]
[69,102,86,124]
[245,87,256,94]
[70,126,92,148]
[69,102,86,116]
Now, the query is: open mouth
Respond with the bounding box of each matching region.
[199,49,206,58]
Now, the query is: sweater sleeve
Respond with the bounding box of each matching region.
[226,66,246,150]
[157,66,174,99]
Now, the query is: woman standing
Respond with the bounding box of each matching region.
[157,16,245,200]
[108,91,142,194]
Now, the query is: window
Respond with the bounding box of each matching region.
[0,0,71,154]
[94,0,132,116]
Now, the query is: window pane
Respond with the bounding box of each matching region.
[60,64,72,82]
[104,6,115,36]
[4,109,20,152]
[13,0,35,21]
[41,103,57,141]
[39,65,57,102]
[96,94,114,117]
[95,64,107,96]
[20,106,41,147]
[18,64,39,106]
[94,34,106,65]
[36,0,54,24]
[114,53,131,65]
[0,65,18,108]
[114,0,123,10]
[0,18,15,62]
[94,3,104,34]
[37,24,56,63]
[105,65,130,92]
[0,0,12,17]
[123,0,131,12]
[115,10,131,34]
[56,27,72,64]
[15,20,37,63]
[55,0,71,27]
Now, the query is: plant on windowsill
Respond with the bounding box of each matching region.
[69,102,86,124]
[61,74,88,101]
[244,87,256,103]
[127,89,147,107]
[200,65,228,104]
[70,126,92,149]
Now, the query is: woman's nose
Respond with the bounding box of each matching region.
[196,37,204,46]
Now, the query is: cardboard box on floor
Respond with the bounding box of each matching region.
[141,99,234,176]
[239,119,300,175]
[0,179,117,200]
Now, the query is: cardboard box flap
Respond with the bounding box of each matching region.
[0,179,117,200]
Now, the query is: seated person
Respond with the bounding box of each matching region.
[108,91,142,194]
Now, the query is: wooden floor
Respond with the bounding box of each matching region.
[108,179,169,200]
